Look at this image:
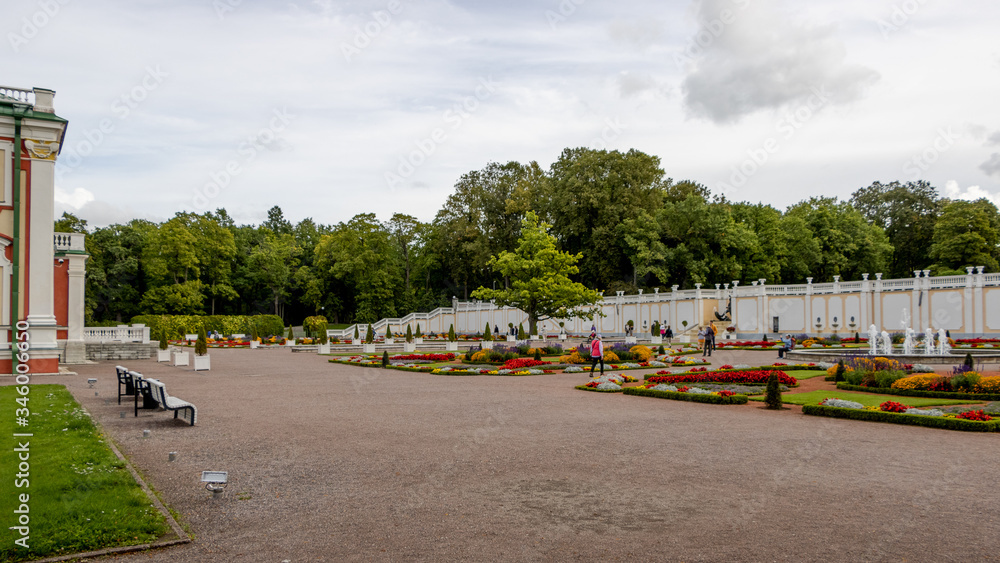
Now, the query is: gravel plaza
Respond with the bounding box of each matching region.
[40,347,1000,562]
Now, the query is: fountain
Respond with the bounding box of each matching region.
[938,328,951,355]
[903,328,915,355]
[868,324,878,355]
[880,331,892,355]
[924,327,934,356]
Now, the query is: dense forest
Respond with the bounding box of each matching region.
[59,147,1000,326]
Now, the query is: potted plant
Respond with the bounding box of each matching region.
[517,323,526,341]
[250,326,260,349]
[318,330,330,355]
[404,325,416,353]
[414,323,423,345]
[157,328,171,362]
[482,322,494,349]
[363,325,376,354]
[194,325,211,371]
[559,322,567,341]
[679,320,690,343]
[173,328,190,366]
[285,326,295,346]
[506,322,516,342]
[446,324,459,351]
[384,324,394,345]
[650,320,662,345]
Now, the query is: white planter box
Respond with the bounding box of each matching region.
[446,341,459,351]
[481,341,494,350]
[651,336,663,345]
[363,343,376,354]
[185,334,198,342]
[559,334,567,341]
[352,338,361,346]
[403,342,416,352]
[285,339,295,346]
[194,354,211,371]
[385,338,394,345]
[250,340,259,349]
[680,335,690,343]
[414,338,423,345]
[318,343,330,354]
[625,336,637,345]
[157,349,171,362]
[173,351,189,366]
[506,335,516,342]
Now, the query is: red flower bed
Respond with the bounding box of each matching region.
[879,401,907,413]
[648,369,798,386]
[955,338,1000,344]
[717,340,774,347]
[717,390,736,397]
[690,367,707,372]
[956,410,993,421]
[390,353,456,361]
[501,358,551,370]
[719,364,734,370]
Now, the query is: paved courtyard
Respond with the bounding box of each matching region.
[32,348,1000,561]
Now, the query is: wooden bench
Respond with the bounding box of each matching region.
[116,365,138,405]
[143,378,197,426]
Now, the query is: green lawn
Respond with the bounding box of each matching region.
[750,389,982,408]
[783,369,827,380]
[0,385,169,562]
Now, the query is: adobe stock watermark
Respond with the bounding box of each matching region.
[546,0,587,29]
[588,117,625,151]
[55,66,169,177]
[903,127,957,180]
[341,0,403,63]
[7,0,71,53]
[673,0,751,71]
[212,0,243,20]
[716,86,831,197]
[384,76,497,190]
[876,0,929,39]
[191,107,295,210]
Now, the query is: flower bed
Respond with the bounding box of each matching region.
[624,385,749,405]
[390,353,456,361]
[575,383,624,393]
[802,404,1000,432]
[645,369,798,387]
[501,358,551,370]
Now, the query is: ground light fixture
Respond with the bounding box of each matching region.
[88,378,97,388]
[202,471,228,498]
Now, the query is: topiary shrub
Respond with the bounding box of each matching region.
[382,350,389,367]
[533,348,542,361]
[448,324,457,342]
[158,328,169,350]
[354,325,360,341]
[658,345,665,355]
[195,326,208,356]
[764,372,782,409]
[405,325,413,343]
[518,323,526,340]
[651,320,659,337]
[415,324,422,338]
[385,324,392,340]
[483,323,492,342]
[303,315,328,338]
[286,326,295,342]
[964,353,975,371]
[365,325,375,344]
[835,360,846,382]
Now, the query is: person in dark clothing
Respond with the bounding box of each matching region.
[703,326,715,356]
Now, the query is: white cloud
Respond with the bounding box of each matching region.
[54,186,95,210]
[944,180,1000,206]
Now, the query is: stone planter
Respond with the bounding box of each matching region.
[185,334,198,342]
[506,335,516,342]
[446,341,459,351]
[157,349,171,362]
[318,343,330,354]
[285,339,295,347]
[250,340,259,349]
[193,354,211,371]
[363,343,376,354]
[385,338,394,345]
[403,342,416,352]
[679,335,690,343]
[414,338,423,345]
[481,341,494,350]
[559,334,567,341]
[651,336,663,345]
[625,336,637,345]
[173,350,189,366]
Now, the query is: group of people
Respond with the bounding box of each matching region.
[698,322,717,357]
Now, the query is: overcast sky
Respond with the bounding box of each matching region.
[5,0,1000,228]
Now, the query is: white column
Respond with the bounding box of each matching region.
[964,267,975,334]
[874,273,883,331]
[26,158,58,350]
[804,278,813,336]
[974,266,985,334]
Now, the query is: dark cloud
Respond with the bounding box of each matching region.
[980,153,1000,177]
[679,0,879,124]
[987,131,1000,146]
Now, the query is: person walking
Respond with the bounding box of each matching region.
[710,321,718,352]
[590,334,605,376]
[703,326,715,357]
[665,325,673,341]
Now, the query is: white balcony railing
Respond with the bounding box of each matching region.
[0,85,34,105]
[83,325,150,343]
[54,232,86,252]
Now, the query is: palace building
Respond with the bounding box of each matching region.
[1,85,87,375]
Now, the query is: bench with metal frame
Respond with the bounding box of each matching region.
[143,378,197,426]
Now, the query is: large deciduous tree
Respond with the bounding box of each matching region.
[929,199,1000,274]
[850,180,942,277]
[470,212,602,334]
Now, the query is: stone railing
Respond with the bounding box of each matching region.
[0,85,34,105]
[54,232,86,252]
[84,325,150,343]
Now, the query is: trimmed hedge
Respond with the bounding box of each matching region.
[132,314,285,340]
[623,387,749,405]
[802,404,1000,432]
[574,385,624,393]
[835,383,1000,402]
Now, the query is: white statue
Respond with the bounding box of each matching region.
[868,324,878,355]
[880,330,892,355]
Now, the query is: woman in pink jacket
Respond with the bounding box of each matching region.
[590,334,604,376]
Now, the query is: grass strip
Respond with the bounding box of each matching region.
[1,385,169,562]
[750,389,980,408]
[834,383,1000,402]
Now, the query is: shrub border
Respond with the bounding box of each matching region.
[623,386,749,404]
[802,404,1000,432]
[834,383,1000,401]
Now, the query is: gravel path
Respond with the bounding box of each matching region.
[26,347,1000,562]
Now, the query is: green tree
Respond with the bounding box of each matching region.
[54,211,88,233]
[195,325,208,356]
[784,197,892,281]
[85,220,152,322]
[850,180,942,277]
[928,199,1000,273]
[471,212,603,335]
[248,232,300,319]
